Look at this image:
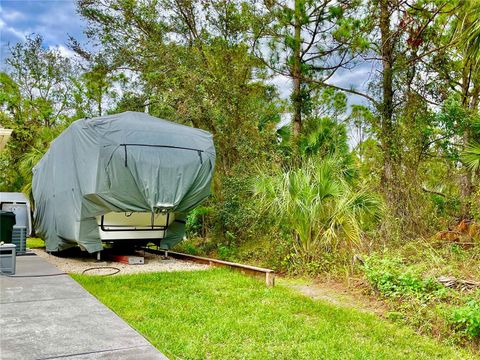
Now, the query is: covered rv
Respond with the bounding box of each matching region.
[32,112,215,253]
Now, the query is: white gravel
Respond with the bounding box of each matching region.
[31,248,210,275]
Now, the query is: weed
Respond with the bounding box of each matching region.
[450,298,480,338]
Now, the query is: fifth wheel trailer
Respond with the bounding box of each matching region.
[32,111,215,253]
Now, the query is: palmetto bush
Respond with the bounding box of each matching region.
[462,142,480,173]
[254,157,382,267]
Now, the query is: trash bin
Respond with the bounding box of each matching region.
[0,210,16,242]
[0,243,16,274]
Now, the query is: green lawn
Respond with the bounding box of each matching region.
[73,269,476,360]
[26,237,45,249]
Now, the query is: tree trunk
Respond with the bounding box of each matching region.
[291,0,302,142]
[460,165,473,219]
[460,61,475,219]
[379,0,396,205]
[97,91,103,116]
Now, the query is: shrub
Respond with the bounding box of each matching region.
[254,157,382,268]
[363,255,448,300]
[450,299,480,338]
[185,206,213,239]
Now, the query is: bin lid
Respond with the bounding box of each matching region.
[0,243,16,248]
[0,210,16,219]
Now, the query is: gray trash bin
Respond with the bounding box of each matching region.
[0,243,16,275]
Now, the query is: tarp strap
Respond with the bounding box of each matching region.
[119,143,206,168]
[119,143,205,152]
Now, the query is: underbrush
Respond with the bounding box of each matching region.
[362,241,480,349]
[173,234,291,271]
[174,234,356,277]
[451,298,480,338]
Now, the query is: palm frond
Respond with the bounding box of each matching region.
[254,156,382,262]
[462,142,480,172]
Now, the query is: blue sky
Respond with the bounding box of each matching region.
[0,0,87,67]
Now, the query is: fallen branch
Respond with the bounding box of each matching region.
[437,276,480,291]
[421,187,446,198]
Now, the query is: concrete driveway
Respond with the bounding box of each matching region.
[0,255,167,360]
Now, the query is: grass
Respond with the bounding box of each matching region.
[26,237,44,249]
[73,268,476,359]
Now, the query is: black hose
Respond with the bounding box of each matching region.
[1,266,121,277]
[0,271,67,277]
[81,266,121,276]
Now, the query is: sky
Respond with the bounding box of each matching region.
[0,0,86,66]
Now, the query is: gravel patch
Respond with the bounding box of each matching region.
[31,248,210,275]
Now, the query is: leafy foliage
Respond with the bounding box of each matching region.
[364,255,448,301]
[462,142,480,173]
[0,36,80,191]
[255,157,382,269]
[450,298,480,338]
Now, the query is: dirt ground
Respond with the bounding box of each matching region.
[31,248,210,275]
[279,277,387,316]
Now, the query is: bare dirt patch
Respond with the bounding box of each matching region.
[280,278,387,316]
[31,248,210,275]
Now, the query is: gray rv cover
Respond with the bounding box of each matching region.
[32,112,215,253]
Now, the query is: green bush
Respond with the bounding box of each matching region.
[185,206,213,238]
[217,244,238,260]
[364,255,448,300]
[215,175,261,243]
[255,157,382,269]
[450,299,480,338]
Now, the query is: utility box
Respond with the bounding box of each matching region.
[12,226,27,254]
[0,243,16,275]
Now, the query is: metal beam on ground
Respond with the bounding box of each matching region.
[144,248,276,287]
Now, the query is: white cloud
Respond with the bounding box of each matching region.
[34,1,81,45]
[0,1,88,66]
[0,19,27,41]
[50,44,76,59]
[0,8,25,22]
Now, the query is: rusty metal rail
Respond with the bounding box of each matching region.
[144,248,275,287]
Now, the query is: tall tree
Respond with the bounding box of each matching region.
[253,0,365,148]
[0,35,77,191]
[77,0,282,175]
[453,0,480,217]
[425,0,480,217]
[4,35,75,127]
[319,0,460,223]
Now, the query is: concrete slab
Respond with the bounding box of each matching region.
[0,255,167,360]
[1,257,85,304]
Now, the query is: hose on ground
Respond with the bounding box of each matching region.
[81,266,121,276]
